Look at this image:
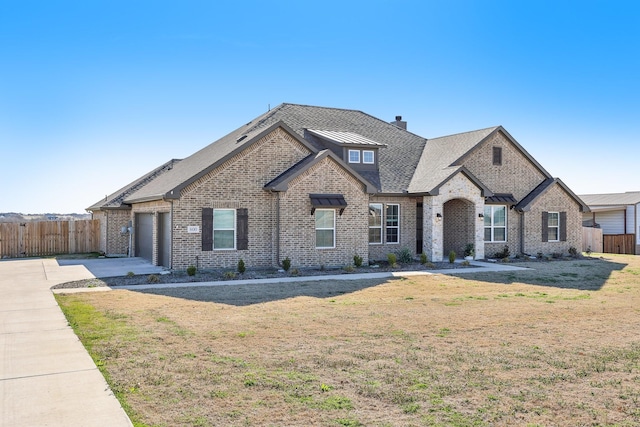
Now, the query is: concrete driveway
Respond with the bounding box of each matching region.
[0,258,133,426]
[57,256,167,278]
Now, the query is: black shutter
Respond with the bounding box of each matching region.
[541,211,549,242]
[560,212,567,241]
[237,208,248,250]
[202,208,213,251]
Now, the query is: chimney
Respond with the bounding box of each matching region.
[390,115,407,130]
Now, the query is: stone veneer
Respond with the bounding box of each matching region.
[423,173,485,262]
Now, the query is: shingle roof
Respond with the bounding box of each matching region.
[87,159,181,210]
[578,192,640,206]
[125,103,428,202]
[117,103,562,205]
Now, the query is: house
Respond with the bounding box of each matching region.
[88,103,588,269]
[579,192,640,255]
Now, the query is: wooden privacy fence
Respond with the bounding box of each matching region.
[582,227,603,253]
[0,219,100,258]
[603,234,636,255]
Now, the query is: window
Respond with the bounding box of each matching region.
[315,209,335,248]
[547,212,560,242]
[213,209,236,249]
[386,204,400,244]
[492,146,502,166]
[369,203,382,244]
[362,150,375,164]
[484,205,507,242]
[348,149,360,163]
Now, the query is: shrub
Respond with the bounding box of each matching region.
[186,265,197,276]
[290,268,299,276]
[343,265,355,273]
[396,247,413,264]
[420,252,428,264]
[568,247,578,258]
[282,257,291,272]
[147,274,160,284]
[223,271,237,279]
[126,271,135,278]
[387,253,398,268]
[448,250,456,263]
[461,260,471,266]
[237,259,246,274]
[464,243,475,258]
[353,254,363,267]
[494,245,510,259]
[586,246,592,257]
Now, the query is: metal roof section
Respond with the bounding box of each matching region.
[578,191,640,206]
[486,194,518,205]
[309,194,348,215]
[306,129,387,147]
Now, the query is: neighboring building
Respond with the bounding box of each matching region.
[88,103,588,269]
[579,192,640,255]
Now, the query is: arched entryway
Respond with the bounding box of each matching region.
[443,198,475,258]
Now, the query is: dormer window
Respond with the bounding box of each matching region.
[348,150,360,163]
[362,150,375,164]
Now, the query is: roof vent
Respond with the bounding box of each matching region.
[390,116,407,130]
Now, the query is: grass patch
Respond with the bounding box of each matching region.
[55,254,640,426]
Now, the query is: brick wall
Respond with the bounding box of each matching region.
[279,157,369,269]
[367,196,419,262]
[104,209,132,256]
[522,183,583,256]
[461,131,547,200]
[169,128,313,270]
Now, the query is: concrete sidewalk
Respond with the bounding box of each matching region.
[54,259,530,294]
[0,258,133,427]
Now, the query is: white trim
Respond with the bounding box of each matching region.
[484,205,507,242]
[213,208,236,250]
[348,149,360,163]
[368,203,383,244]
[315,208,336,249]
[362,150,375,164]
[385,203,400,244]
[548,211,560,242]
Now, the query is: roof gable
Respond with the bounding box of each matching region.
[124,121,316,203]
[453,127,552,178]
[516,178,589,212]
[264,150,377,194]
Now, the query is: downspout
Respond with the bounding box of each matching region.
[170,200,174,270]
[518,210,525,255]
[275,191,281,267]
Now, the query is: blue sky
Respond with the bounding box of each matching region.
[1,1,638,213]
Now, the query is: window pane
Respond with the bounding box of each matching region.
[548,213,559,227]
[363,150,374,164]
[214,209,234,229]
[315,210,334,228]
[494,207,506,226]
[214,230,234,249]
[484,206,492,226]
[369,228,381,244]
[386,228,398,243]
[386,205,399,226]
[316,230,334,248]
[348,150,360,163]
[548,228,558,241]
[369,204,382,227]
[494,227,506,242]
[484,228,492,241]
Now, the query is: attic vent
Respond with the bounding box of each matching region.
[236,135,248,143]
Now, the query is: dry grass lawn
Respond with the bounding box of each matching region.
[55,254,640,427]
